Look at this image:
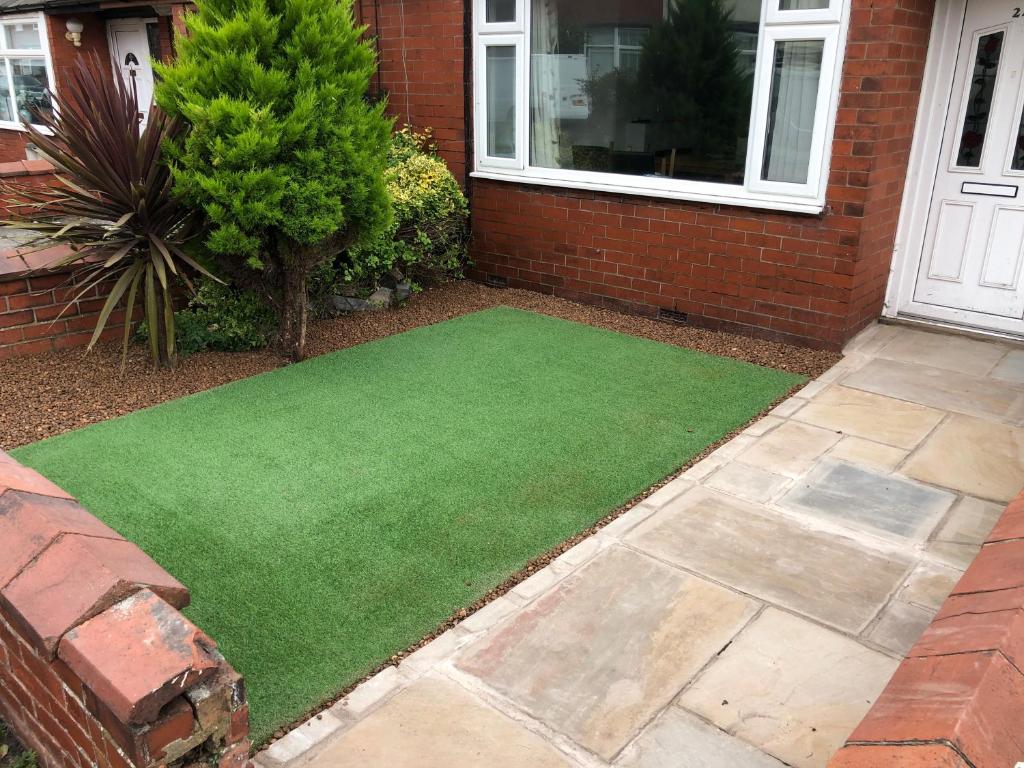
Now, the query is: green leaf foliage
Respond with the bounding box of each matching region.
[344,127,469,288]
[154,0,393,271]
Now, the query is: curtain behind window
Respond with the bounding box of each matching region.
[530,0,561,168]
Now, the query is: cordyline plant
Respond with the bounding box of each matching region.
[2,53,214,368]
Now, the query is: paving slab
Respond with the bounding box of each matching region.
[866,600,935,657]
[455,545,758,760]
[793,386,944,449]
[899,562,962,610]
[310,677,576,768]
[827,436,908,472]
[875,328,1008,375]
[901,413,1024,502]
[926,495,1003,567]
[706,462,789,504]
[778,460,954,541]
[678,609,899,768]
[990,350,1024,383]
[843,358,1024,423]
[627,488,913,632]
[616,707,785,768]
[737,421,842,478]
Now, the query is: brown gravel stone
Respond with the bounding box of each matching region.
[0,281,838,450]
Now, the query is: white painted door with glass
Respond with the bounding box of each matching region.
[107,20,155,127]
[912,0,1024,327]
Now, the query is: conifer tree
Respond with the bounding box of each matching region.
[155,0,392,360]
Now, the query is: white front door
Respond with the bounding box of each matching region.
[106,20,155,126]
[911,0,1024,329]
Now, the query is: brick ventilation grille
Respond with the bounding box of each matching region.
[828,491,1024,767]
[0,450,251,768]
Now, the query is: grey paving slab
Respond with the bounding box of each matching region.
[778,460,954,541]
[615,707,785,768]
[312,677,576,768]
[990,350,1024,384]
[456,545,758,760]
[843,358,1024,423]
[678,609,899,768]
[627,488,913,632]
[793,386,944,449]
[875,328,1008,375]
[901,413,1024,502]
[866,599,935,657]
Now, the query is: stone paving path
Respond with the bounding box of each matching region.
[256,323,1024,768]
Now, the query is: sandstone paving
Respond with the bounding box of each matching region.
[843,357,1024,423]
[866,599,936,656]
[678,609,900,768]
[793,386,943,449]
[737,420,842,478]
[626,487,913,632]
[926,495,1004,567]
[615,707,785,768]
[827,436,908,471]
[308,677,577,768]
[901,413,1024,502]
[874,327,1008,375]
[455,545,758,760]
[990,349,1024,383]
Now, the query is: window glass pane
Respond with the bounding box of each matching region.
[486,0,516,23]
[9,57,50,123]
[1012,100,1024,171]
[956,31,1003,168]
[761,39,824,184]
[486,46,516,158]
[778,0,829,10]
[0,61,14,122]
[4,22,42,49]
[529,0,761,185]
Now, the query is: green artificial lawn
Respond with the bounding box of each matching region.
[13,307,802,742]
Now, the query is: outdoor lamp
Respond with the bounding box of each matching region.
[65,18,83,47]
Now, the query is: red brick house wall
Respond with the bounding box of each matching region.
[363,0,935,349]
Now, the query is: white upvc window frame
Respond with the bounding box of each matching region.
[471,0,850,214]
[0,11,56,132]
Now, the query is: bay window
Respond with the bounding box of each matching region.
[0,14,53,130]
[472,0,848,212]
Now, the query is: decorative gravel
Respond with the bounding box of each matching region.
[0,281,839,450]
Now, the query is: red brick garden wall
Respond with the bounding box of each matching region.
[829,490,1024,767]
[356,0,468,186]
[366,0,934,349]
[0,452,251,768]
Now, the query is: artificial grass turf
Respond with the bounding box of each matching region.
[12,307,802,743]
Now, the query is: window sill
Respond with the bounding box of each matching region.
[469,169,827,215]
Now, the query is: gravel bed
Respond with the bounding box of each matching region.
[0,281,839,450]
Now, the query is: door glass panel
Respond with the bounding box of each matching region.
[779,0,829,10]
[486,46,516,158]
[955,30,1004,168]
[3,22,41,49]
[761,39,824,184]
[486,0,516,23]
[1011,100,1024,171]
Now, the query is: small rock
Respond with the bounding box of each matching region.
[368,287,394,307]
[329,295,374,313]
[395,281,412,301]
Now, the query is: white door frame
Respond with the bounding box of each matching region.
[884,0,1023,334]
[105,18,157,121]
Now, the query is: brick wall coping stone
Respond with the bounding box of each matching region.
[0,448,251,768]
[828,490,1024,768]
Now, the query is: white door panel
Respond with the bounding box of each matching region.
[106,20,155,128]
[912,0,1024,325]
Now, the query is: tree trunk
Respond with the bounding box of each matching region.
[277,261,309,361]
